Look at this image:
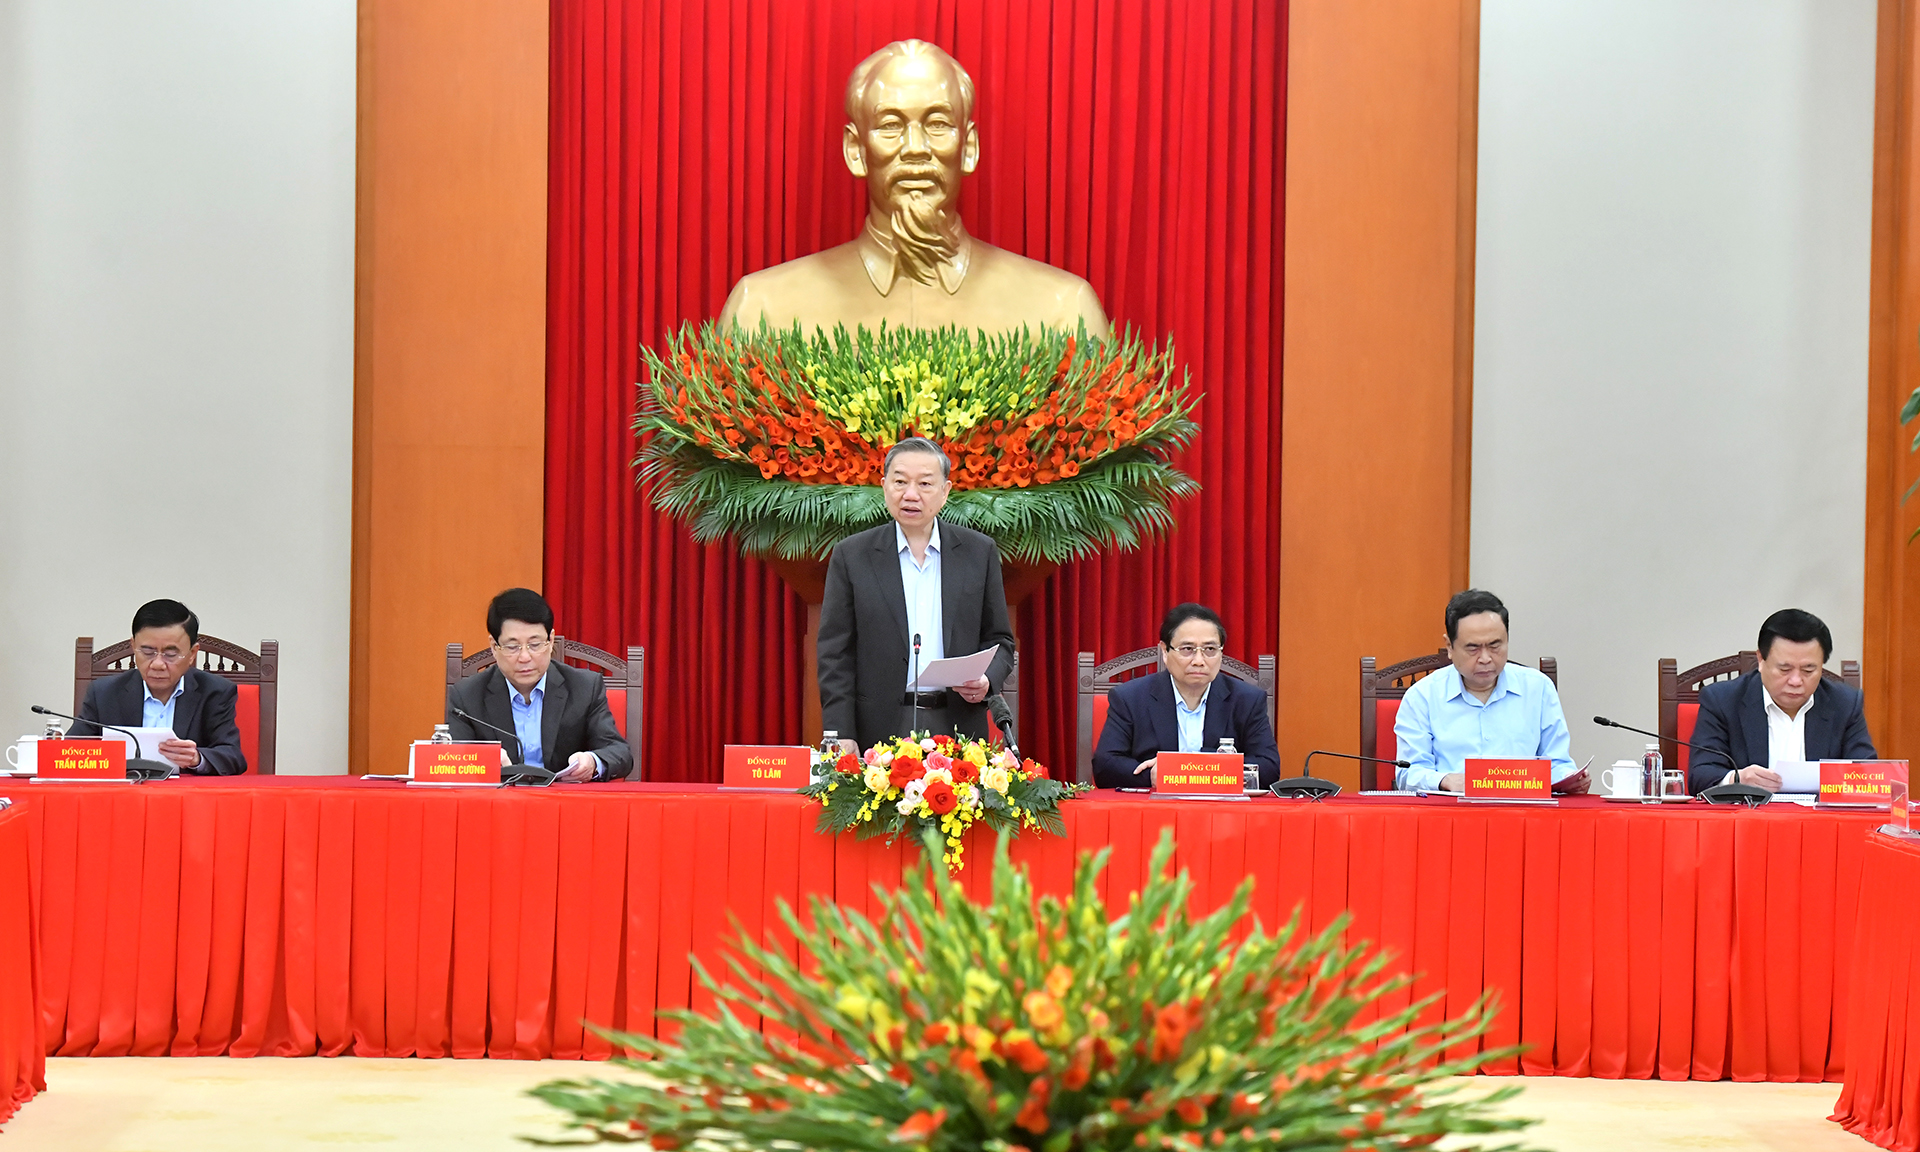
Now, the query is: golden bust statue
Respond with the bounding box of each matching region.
[718,40,1110,338]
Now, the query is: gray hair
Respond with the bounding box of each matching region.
[844,39,976,125]
[882,435,951,479]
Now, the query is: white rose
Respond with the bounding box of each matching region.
[923,767,953,786]
[920,737,937,753]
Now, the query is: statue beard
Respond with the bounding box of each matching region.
[888,191,959,285]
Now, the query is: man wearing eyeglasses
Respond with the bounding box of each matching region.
[1091,603,1280,789]
[68,598,247,774]
[445,588,633,782]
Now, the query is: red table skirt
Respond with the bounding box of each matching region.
[0,802,45,1127]
[0,780,1881,1080]
[1832,830,1920,1147]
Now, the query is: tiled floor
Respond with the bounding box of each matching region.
[0,1059,1872,1152]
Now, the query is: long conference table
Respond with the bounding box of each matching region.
[0,778,1887,1088]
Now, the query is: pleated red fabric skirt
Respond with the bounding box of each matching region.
[1832,830,1920,1149]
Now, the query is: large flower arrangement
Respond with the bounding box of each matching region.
[527,831,1537,1151]
[635,323,1200,562]
[805,733,1081,872]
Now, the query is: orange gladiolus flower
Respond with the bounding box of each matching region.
[892,1108,947,1143]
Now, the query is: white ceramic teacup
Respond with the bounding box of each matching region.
[5,737,37,774]
[1601,759,1641,799]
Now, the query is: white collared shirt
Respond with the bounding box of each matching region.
[1762,686,1811,770]
[142,677,186,733]
[1172,674,1212,753]
[897,521,946,687]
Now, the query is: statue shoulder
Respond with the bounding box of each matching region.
[969,241,1110,338]
[718,242,869,329]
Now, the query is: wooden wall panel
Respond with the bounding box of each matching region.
[350,0,550,774]
[1280,1,1480,789]
[1865,0,1920,761]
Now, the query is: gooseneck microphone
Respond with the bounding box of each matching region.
[1591,716,1767,807]
[32,704,176,781]
[986,694,1019,760]
[910,633,924,737]
[1274,749,1412,799]
[449,707,555,785]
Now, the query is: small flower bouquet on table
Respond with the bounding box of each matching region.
[526,831,1538,1151]
[802,733,1083,872]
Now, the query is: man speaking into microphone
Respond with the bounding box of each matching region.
[818,436,1016,753]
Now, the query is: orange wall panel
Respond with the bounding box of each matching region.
[1280,2,1480,789]
[350,0,549,774]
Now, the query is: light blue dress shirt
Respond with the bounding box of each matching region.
[509,671,547,768]
[897,522,945,686]
[1173,675,1211,753]
[143,679,185,732]
[1393,663,1575,791]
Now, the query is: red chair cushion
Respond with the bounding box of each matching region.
[1676,702,1698,776]
[606,688,627,739]
[1374,699,1399,763]
[235,683,259,775]
[1091,695,1110,751]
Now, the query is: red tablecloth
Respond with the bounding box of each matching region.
[1832,830,1920,1147]
[0,780,1880,1080]
[0,801,45,1128]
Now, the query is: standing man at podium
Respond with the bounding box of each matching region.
[818,436,1016,752]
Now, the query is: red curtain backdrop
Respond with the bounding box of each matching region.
[546,0,1286,779]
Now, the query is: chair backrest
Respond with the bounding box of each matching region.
[1657,652,1861,777]
[1358,650,1559,792]
[1075,647,1278,785]
[74,635,279,775]
[446,636,647,780]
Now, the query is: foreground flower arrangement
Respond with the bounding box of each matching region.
[634,323,1201,563]
[804,733,1081,872]
[527,831,1537,1151]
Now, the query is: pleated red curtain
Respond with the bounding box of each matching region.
[546,0,1285,781]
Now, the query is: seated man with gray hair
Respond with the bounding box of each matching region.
[817,435,1017,752]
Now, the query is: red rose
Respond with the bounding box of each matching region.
[923,779,957,815]
[890,757,925,789]
[950,758,980,784]
[835,752,859,774]
[931,733,955,747]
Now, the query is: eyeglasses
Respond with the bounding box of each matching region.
[136,647,191,665]
[1169,644,1222,660]
[495,640,552,657]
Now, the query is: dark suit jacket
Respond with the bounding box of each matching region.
[1687,672,1876,793]
[445,660,634,780]
[817,519,1017,751]
[1091,671,1281,789]
[69,668,247,775]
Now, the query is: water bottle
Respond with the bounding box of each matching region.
[1640,743,1663,802]
[1219,736,1255,791]
[814,730,840,784]
[430,724,453,745]
[41,717,64,740]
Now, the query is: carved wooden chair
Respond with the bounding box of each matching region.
[1358,649,1559,791]
[446,636,647,780]
[73,635,279,774]
[1075,647,1276,785]
[1657,652,1861,778]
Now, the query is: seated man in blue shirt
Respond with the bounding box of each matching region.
[1091,603,1281,789]
[445,588,633,781]
[1394,589,1585,793]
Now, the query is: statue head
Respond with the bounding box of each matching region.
[843,41,979,280]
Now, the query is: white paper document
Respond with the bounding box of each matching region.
[908,645,1000,692]
[1776,761,1822,794]
[96,726,175,763]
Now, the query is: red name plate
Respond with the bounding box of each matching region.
[39,739,126,781]
[1464,758,1551,800]
[413,743,501,785]
[1820,760,1907,805]
[1153,752,1245,796]
[723,745,811,789]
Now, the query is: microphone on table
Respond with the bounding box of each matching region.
[910,633,924,737]
[32,704,175,781]
[986,694,1019,760]
[449,707,556,786]
[1273,749,1410,800]
[1591,716,1767,807]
